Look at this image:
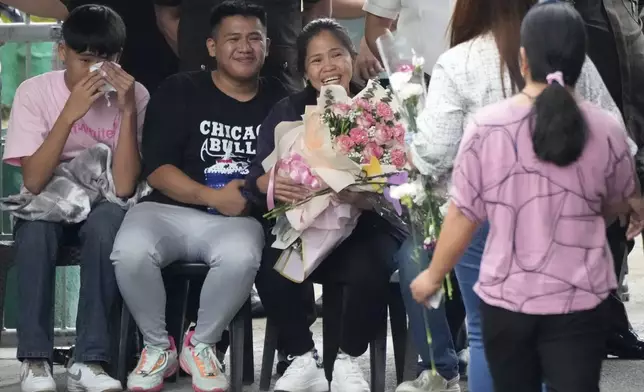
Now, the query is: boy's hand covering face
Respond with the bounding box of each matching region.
[91,61,137,111]
[61,70,106,124]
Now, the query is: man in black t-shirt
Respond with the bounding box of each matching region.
[153,0,330,92]
[109,2,287,391]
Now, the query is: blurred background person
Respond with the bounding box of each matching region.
[574,0,644,360]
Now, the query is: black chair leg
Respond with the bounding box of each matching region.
[165,279,190,382]
[389,283,408,384]
[0,259,11,346]
[229,299,249,392]
[322,284,343,382]
[369,310,387,392]
[259,318,279,391]
[403,328,418,382]
[242,300,254,385]
[117,301,133,387]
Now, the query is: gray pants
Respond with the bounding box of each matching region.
[111,202,263,348]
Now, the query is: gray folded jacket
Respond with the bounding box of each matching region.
[0,143,151,224]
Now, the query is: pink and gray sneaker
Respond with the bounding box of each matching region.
[179,331,228,392]
[127,337,178,392]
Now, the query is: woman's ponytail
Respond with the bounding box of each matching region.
[531,72,587,167]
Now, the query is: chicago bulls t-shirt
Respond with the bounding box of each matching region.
[140,71,287,210]
[3,70,149,167]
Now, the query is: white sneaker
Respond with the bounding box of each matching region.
[179,331,228,392]
[330,353,369,392]
[127,337,178,392]
[20,360,56,392]
[274,350,329,392]
[67,362,122,392]
[395,370,460,392]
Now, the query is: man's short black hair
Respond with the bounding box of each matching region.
[62,4,126,57]
[209,0,267,37]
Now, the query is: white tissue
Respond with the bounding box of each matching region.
[425,289,444,310]
[90,62,120,106]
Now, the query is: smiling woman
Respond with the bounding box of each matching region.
[242,18,405,392]
[297,18,357,93]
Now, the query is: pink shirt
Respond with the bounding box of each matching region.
[451,98,636,315]
[3,70,149,166]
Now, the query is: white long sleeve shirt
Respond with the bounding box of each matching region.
[410,33,636,185]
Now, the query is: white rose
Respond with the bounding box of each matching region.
[399,83,424,101]
[389,183,418,199]
[389,71,412,92]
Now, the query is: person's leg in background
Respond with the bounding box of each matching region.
[14,219,64,392]
[479,302,541,392]
[453,222,495,392]
[394,237,461,392]
[444,270,468,375]
[581,1,644,359]
[604,220,644,358]
[255,243,328,392]
[539,301,609,392]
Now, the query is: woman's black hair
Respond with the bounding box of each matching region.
[62,4,126,58]
[296,18,357,74]
[521,1,588,166]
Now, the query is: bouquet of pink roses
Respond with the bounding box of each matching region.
[263,80,406,282]
[324,86,407,169]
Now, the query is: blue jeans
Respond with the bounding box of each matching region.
[393,237,459,381]
[454,222,493,392]
[15,202,126,363]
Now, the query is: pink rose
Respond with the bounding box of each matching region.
[362,142,384,163]
[392,123,405,143]
[332,103,351,116]
[396,64,414,73]
[336,134,355,153]
[374,126,393,145]
[355,99,372,111]
[390,148,407,169]
[349,128,369,146]
[376,102,395,121]
[356,113,375,129]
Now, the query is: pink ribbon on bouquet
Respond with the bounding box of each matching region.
[266,152,323,209]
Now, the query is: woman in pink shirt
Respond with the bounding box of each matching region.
[411,2,642,391]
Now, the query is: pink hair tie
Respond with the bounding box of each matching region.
[546,71,564,86]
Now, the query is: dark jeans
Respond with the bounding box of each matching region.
[15,202,126,363]
[454,222,494,392]
[481,300,609,392]
[256,212,401,357]
[393,237,462,381]
[605,220,634,335]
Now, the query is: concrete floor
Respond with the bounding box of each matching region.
[2,241,644,391]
